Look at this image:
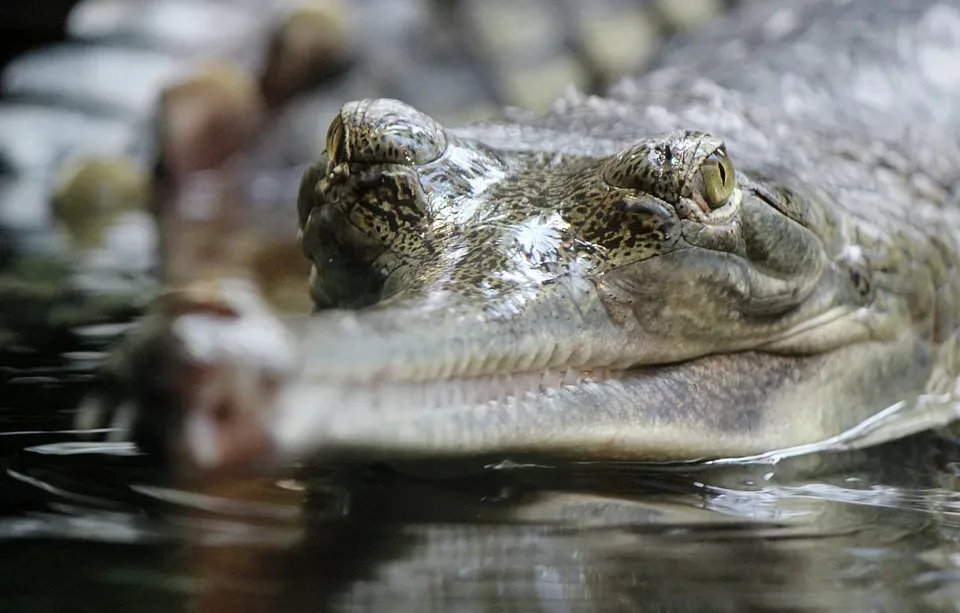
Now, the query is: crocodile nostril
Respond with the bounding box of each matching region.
[330,98,447,166]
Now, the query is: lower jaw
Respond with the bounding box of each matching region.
[182,333,930,469]
[267,353,802,464]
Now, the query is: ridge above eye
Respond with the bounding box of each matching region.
[325,98,447,167]
[601,131,737,209]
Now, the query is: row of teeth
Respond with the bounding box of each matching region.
[334,368,615,410]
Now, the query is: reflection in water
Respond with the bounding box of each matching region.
[1,338,959,612]
[2,386,960,613]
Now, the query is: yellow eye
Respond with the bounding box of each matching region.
[325,114,346,163]
[696,148,736,209]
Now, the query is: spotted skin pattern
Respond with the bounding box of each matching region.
[300,101,748,310]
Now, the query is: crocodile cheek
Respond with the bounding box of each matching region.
[738,192,828,296]
[596,191,832,353]
[678,217,743,254]
[574,195,682,272]
[597,248,825,361]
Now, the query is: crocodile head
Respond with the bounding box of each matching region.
[280,97,937,462]
[85,98,939,471]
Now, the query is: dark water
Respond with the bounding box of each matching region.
[3,350,960,612]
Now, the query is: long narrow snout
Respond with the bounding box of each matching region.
[128,276,929,473]
[294,279,632,385]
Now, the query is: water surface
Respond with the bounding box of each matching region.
[3,356,960,612]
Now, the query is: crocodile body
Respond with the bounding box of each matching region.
[83,0,960,469]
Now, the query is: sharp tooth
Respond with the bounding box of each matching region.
[562,368,578,386]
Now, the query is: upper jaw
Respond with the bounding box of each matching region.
[294,278,634,384]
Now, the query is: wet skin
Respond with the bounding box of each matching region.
[80,0,960,471]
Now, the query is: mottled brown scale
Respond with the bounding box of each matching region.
[601,130,726,203]
[328,98,447,166]
[299,103,747,308]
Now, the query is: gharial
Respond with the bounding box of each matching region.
[79,0,960,472]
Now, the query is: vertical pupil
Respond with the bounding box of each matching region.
[717,159,727,185]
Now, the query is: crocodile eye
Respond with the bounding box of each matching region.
[693,148,736,209]
[325,113,347,164]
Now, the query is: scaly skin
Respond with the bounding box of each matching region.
[80,0,960,472]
